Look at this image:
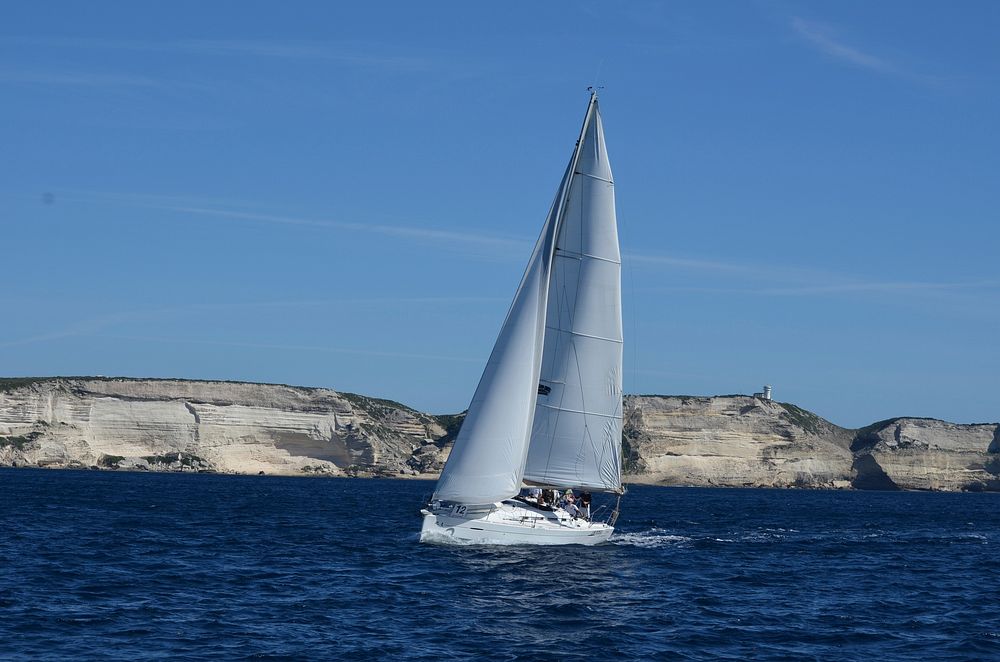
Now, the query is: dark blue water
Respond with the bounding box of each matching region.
[1,469,998,660]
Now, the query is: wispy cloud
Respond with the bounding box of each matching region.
[626,251,774,276]
[791,18,896,75]
[0,36,433,72]
[48,190,998,304]
[0,69,161,88]
[634,280,1000,299]
[0,36,439,93]
[790,17,940,84]
[0,311,146,348]
[624,249,860,286]
[754,280,1000,296]
[175,39,431,71]
[0,297,504,349]
[91,334,482,363]
[48,190,531,255]
[54,189,264,211]
[170,206,529,252]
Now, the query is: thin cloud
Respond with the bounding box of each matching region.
[0,69,161,88]
[790,17,942,85]
[92,334,482,363]
[635,280,1000,298]
[55,189,263,211]
[47,190,997,303]
[169,206,530,252]
[176,39,431,71]
[791,18,897,75]
[0,311,142,348]
[53,190,531,254]
[626,251,768,275]
[0,297,505,349]
[0,35,432,72]
[625,249,854,284]
[755,280,1000,296]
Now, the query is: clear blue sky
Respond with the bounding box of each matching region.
[2,2,997,428]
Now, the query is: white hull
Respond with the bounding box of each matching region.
[419,499,613,546]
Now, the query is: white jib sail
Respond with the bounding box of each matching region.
[523,97,624,493]
[431,162,575,506]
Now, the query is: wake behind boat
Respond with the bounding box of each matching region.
[420,91,624,546]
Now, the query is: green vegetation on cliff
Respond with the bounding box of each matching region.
[777,402,827,436]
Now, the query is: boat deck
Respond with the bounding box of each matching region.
[419,499,613,546]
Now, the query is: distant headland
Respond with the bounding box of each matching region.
[1,377,997,492]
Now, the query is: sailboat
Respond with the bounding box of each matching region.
[420,91,624,545]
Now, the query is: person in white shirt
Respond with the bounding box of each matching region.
[562,493,580,518]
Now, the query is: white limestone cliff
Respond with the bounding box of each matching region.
[623,395,856,489]
[1,378,996,491]
[0,378,446,476]
[851,418,1000,491]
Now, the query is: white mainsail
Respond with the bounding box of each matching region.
[523,97,623,493]
[432,92,621,505]
[431,166,571,506]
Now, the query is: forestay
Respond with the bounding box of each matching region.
[522,97,624,493]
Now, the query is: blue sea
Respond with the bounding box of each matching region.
[1,469,998,660]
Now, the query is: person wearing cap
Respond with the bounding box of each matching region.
[563,492,581,518]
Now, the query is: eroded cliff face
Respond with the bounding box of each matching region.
[851,418,1000,492]
[0,379,448,476]
[624,397,998,492]
[1,379,996,491]
[623,395,856,489]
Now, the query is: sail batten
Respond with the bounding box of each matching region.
[535,403,620,419]
[555,250,620,265]
[574,172,613,184]
[542,327,623,344]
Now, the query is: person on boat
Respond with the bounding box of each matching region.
[514,487,542,507]
[563,493,581,518]
[578,492,592,520]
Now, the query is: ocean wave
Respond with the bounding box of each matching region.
[611,527,693,548]
[3,471,998,660]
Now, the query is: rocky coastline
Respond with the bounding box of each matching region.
[1,377,997,492]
